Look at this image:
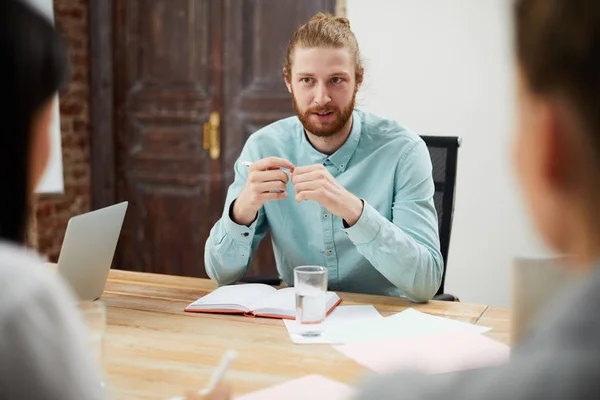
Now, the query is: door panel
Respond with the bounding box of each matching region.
[113,0,223,276]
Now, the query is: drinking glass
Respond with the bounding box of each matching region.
[78,300,110,395]
[294,266,328,336]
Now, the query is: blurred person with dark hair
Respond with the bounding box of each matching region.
[0,0,106,398]
[353,0,600,398]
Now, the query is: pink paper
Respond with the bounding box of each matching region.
[334,329,510,375]
[234,375,355,400]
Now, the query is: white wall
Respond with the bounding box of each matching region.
[26,0,64,194]
[348,0,553,306]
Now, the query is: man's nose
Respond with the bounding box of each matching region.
[313,82,331,106]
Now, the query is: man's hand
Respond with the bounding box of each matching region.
[292,164,364,227]
[183,385,231,400]
[232,157,295,226]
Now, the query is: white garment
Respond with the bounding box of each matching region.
[0,241,106,399]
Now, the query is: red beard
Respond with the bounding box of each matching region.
[292,89,357,137]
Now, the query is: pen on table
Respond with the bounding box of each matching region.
[197,349,238,395]
[240,160,292,177]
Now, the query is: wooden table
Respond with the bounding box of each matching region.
[101,270,510,400]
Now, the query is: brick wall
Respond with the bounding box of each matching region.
[34,0,91,261]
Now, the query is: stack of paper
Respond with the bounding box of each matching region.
[322,308,490,344]
[334,328,510,375]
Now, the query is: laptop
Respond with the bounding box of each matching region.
[56,201,128,301]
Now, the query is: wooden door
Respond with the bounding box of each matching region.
[90,0,334,278]
[110,0,224,277]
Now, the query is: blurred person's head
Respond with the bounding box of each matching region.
[514,0,600,267]
[0,0,68,244]
[283,13,363,138]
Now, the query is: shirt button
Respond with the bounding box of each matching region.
[323,214,329,219]
[327,249,333,255]
[242,232,249,237]
[340,164,345,168]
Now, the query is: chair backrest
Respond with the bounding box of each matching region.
[420,135,461,295]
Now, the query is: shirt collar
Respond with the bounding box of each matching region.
[299,110,362,172]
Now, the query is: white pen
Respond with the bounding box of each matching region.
[241,160,292,177]
[197,349,238,395]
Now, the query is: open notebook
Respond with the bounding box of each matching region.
[184,284,341,319]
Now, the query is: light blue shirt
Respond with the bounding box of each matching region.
[205,109,443,302]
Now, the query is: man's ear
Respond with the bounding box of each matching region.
[355,67,364,90]
[283,67,292,93]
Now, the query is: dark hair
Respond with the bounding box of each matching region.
[0,0,68,244]
[515,0,600,144]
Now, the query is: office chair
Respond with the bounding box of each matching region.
[420,135,462,302]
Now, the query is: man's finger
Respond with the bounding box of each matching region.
[292,170,327,185]
[261,191,288,202]
[294,181,320,193]
[256,180,287,193]
[252,169,289,184]
[295,190,319,203]
[292,164,323,175]
[251,156,294,171]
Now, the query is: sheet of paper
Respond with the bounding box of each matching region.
[323,308,490,344]
[334,329,510,375]
[283,305,383,344]
[234,374,355,400]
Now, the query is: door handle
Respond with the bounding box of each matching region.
[203,111,220,160]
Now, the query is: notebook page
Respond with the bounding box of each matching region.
[250,288,339,317]
[190,284,277,310]
[249,287,296,315]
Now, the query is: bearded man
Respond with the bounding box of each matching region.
[204,13,442,302]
